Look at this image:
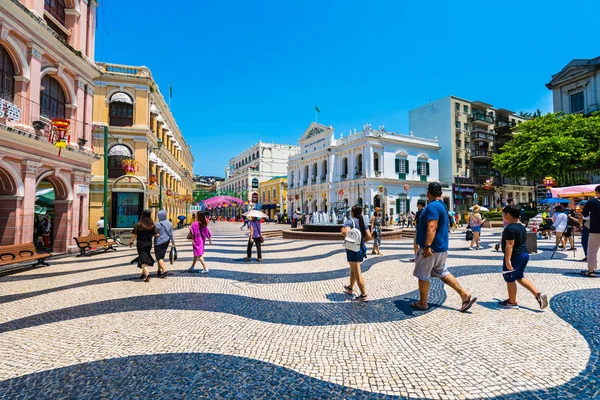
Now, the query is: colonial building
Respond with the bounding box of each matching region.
[286,123,443,218]
[89,63,194,230]
[546,56,600,115]
[0,0,99,253]
[258,176,287,220]
[221,142,299,204]
[409,96,532,211]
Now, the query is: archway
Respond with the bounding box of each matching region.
[34,173,71,252]
[0,163,23,245]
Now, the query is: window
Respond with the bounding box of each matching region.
[570,92,584,113]
[262,192,266,203]
[417,160,430,182]
[107,144,133,179]
[273,188,277,200]
[463,122,469,131]
[0,45,15,102]
[395,157,408,180]
[463,105,469,113]
[45,0,66,24]
[455,121,461,129]
[322,160,327,178]
[40,75,66,119]
[342,157,348,177]
[356,154,363,175]
[396,194,409,214]
[109,93,134,126]
[374,152,380,172]
[455,102,460,111]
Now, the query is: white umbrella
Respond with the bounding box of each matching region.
[243,210,269,219]
[469,206,489,212]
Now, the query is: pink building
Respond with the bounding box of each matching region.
[0,0,99,253]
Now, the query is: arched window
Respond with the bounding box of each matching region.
[273,188,277,200]
[45,0,66,25]
[109,92,134,127]
[342,157,348,179]
[107,144,133,179]
[356,154,363,176]
[303,165,309,185]
[291,171,295,187]
[0,45,15,102]
[40,75,66,119]
[312,162,317,183]
[374,152,380,172]
[256,151,260,159]
[395,153,409,180]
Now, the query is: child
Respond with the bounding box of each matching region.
[499,205,548,309]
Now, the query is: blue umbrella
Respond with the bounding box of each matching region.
[539,197,570,205]
[177,215,186,221]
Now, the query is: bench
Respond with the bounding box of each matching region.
[73,234,118,256]
[0,243,51,268]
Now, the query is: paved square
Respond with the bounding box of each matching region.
[0,223,598,399]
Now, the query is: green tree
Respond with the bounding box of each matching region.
[493,112,600,178]
[517,109,542,119]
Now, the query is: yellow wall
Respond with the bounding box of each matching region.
[258,177,288,219]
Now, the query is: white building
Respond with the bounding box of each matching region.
[222,142,299,203]
[546,56,600,115]
[409,96,531,211]
[286,123,444,218]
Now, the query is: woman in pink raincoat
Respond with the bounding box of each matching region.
[188,211,212,273]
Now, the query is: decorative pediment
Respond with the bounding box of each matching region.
[548,65,596,88]
[299,122,332,142]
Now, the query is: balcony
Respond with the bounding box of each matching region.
[470,113,494,125]
[473,168,497,177]
[471,150,493,159]
[471,129,495,141]
[311,178,316,184]
[495,119,516,129]
[455,140,462,147]
[355,172,363,179]
[341,174,347,181]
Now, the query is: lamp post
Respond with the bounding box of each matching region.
[150,139,164,209]
[103,126,108,237]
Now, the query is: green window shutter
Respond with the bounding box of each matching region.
[420,175,427,182]
[426,162,430,176]
[406,199,410,213]
[398,173,406,180]
[395,158,400,173]
[404,159,409,173]
[396,199,401,214]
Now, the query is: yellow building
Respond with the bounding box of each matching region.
[89,63,194,231]
[258,176,287,220]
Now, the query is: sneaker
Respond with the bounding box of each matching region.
[494,243,500,252]
[536,293,548,309]
[343,285,354,295]
[200,268,209,274]
[187,267,197,273]
[354,294,368,302]
[499,299,519,309]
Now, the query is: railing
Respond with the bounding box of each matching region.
[495,119,516,128]
[471,113,494,124]
[474,168,497,177]
[472,150,493,158]
[471,130,495,141]
[98,63,150,77]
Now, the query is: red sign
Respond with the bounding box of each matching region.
[403,184,410,193]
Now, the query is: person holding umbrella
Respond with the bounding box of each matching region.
[243,210,267,262]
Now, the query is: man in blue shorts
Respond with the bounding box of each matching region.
[499,205,548,309]
[412,182,477,312]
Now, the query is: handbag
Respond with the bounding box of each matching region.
[465,229,474,241]
[169,246,177,264]
[186,229,193,240]
[343,218,362,252]
[259,236,264,244]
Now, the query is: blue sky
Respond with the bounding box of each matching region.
[96,0,600,176]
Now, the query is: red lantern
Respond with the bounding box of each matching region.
[148,174,157,189]
[122,159,136,175]
[51,118,70,156]
[403,184,410,193]
[543,176,556,188]
[483,179,492,190]
[166,189,173,197]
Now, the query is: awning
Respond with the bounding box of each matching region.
[110,92,133,104]
[551,184,597,199]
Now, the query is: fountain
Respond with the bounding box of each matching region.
[301,202,349,233]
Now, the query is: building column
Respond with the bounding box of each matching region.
[20,160,41,244]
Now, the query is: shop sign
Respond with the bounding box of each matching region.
[453,186,474,195]
[76,184,89,195]
[0,99,21,121]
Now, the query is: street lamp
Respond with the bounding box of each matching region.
[150,139,164,209]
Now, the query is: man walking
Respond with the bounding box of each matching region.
[581,185,600,277]
[412,182,477,312]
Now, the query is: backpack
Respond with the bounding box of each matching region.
[343,218,362,252]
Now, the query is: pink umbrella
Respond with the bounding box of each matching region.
[203,196,244,207]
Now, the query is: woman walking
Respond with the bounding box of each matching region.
[244,216,263,262]
[552,205,568,251]
[130,210,159,282]
[154,210,174,278]
[371,207,383,255]
[468,205,485,250]
[188,211,212,273]
[342,205,372,302]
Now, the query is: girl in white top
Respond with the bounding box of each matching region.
[552,205,568,250]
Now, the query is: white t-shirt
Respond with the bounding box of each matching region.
[553,213,568,231]
[97,219,105,229]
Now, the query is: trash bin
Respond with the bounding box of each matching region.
[526,232,537,254]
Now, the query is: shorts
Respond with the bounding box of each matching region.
[346,244,366,263]
[564,227,573,238]
[471,226,481,233]
[502,252,529,282]
[413,249,450,282]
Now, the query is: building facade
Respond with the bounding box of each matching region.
[0,0,99,253]
[89,63,194,230]
[409,96,532,211]
[258,176,287,220]
[546,56,600,115]
[286,123,443,218]
[221,142,299,204]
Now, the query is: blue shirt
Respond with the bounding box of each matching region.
[416,200,449,252]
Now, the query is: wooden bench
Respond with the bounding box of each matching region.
[73,234,118,256]
[0,243,51,268]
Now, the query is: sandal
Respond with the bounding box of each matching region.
[410,301,428,310]
[581,271,596,277]
[343,285,354,295]
[460,296,477,312]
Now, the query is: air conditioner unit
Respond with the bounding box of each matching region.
[456,128,462,133]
